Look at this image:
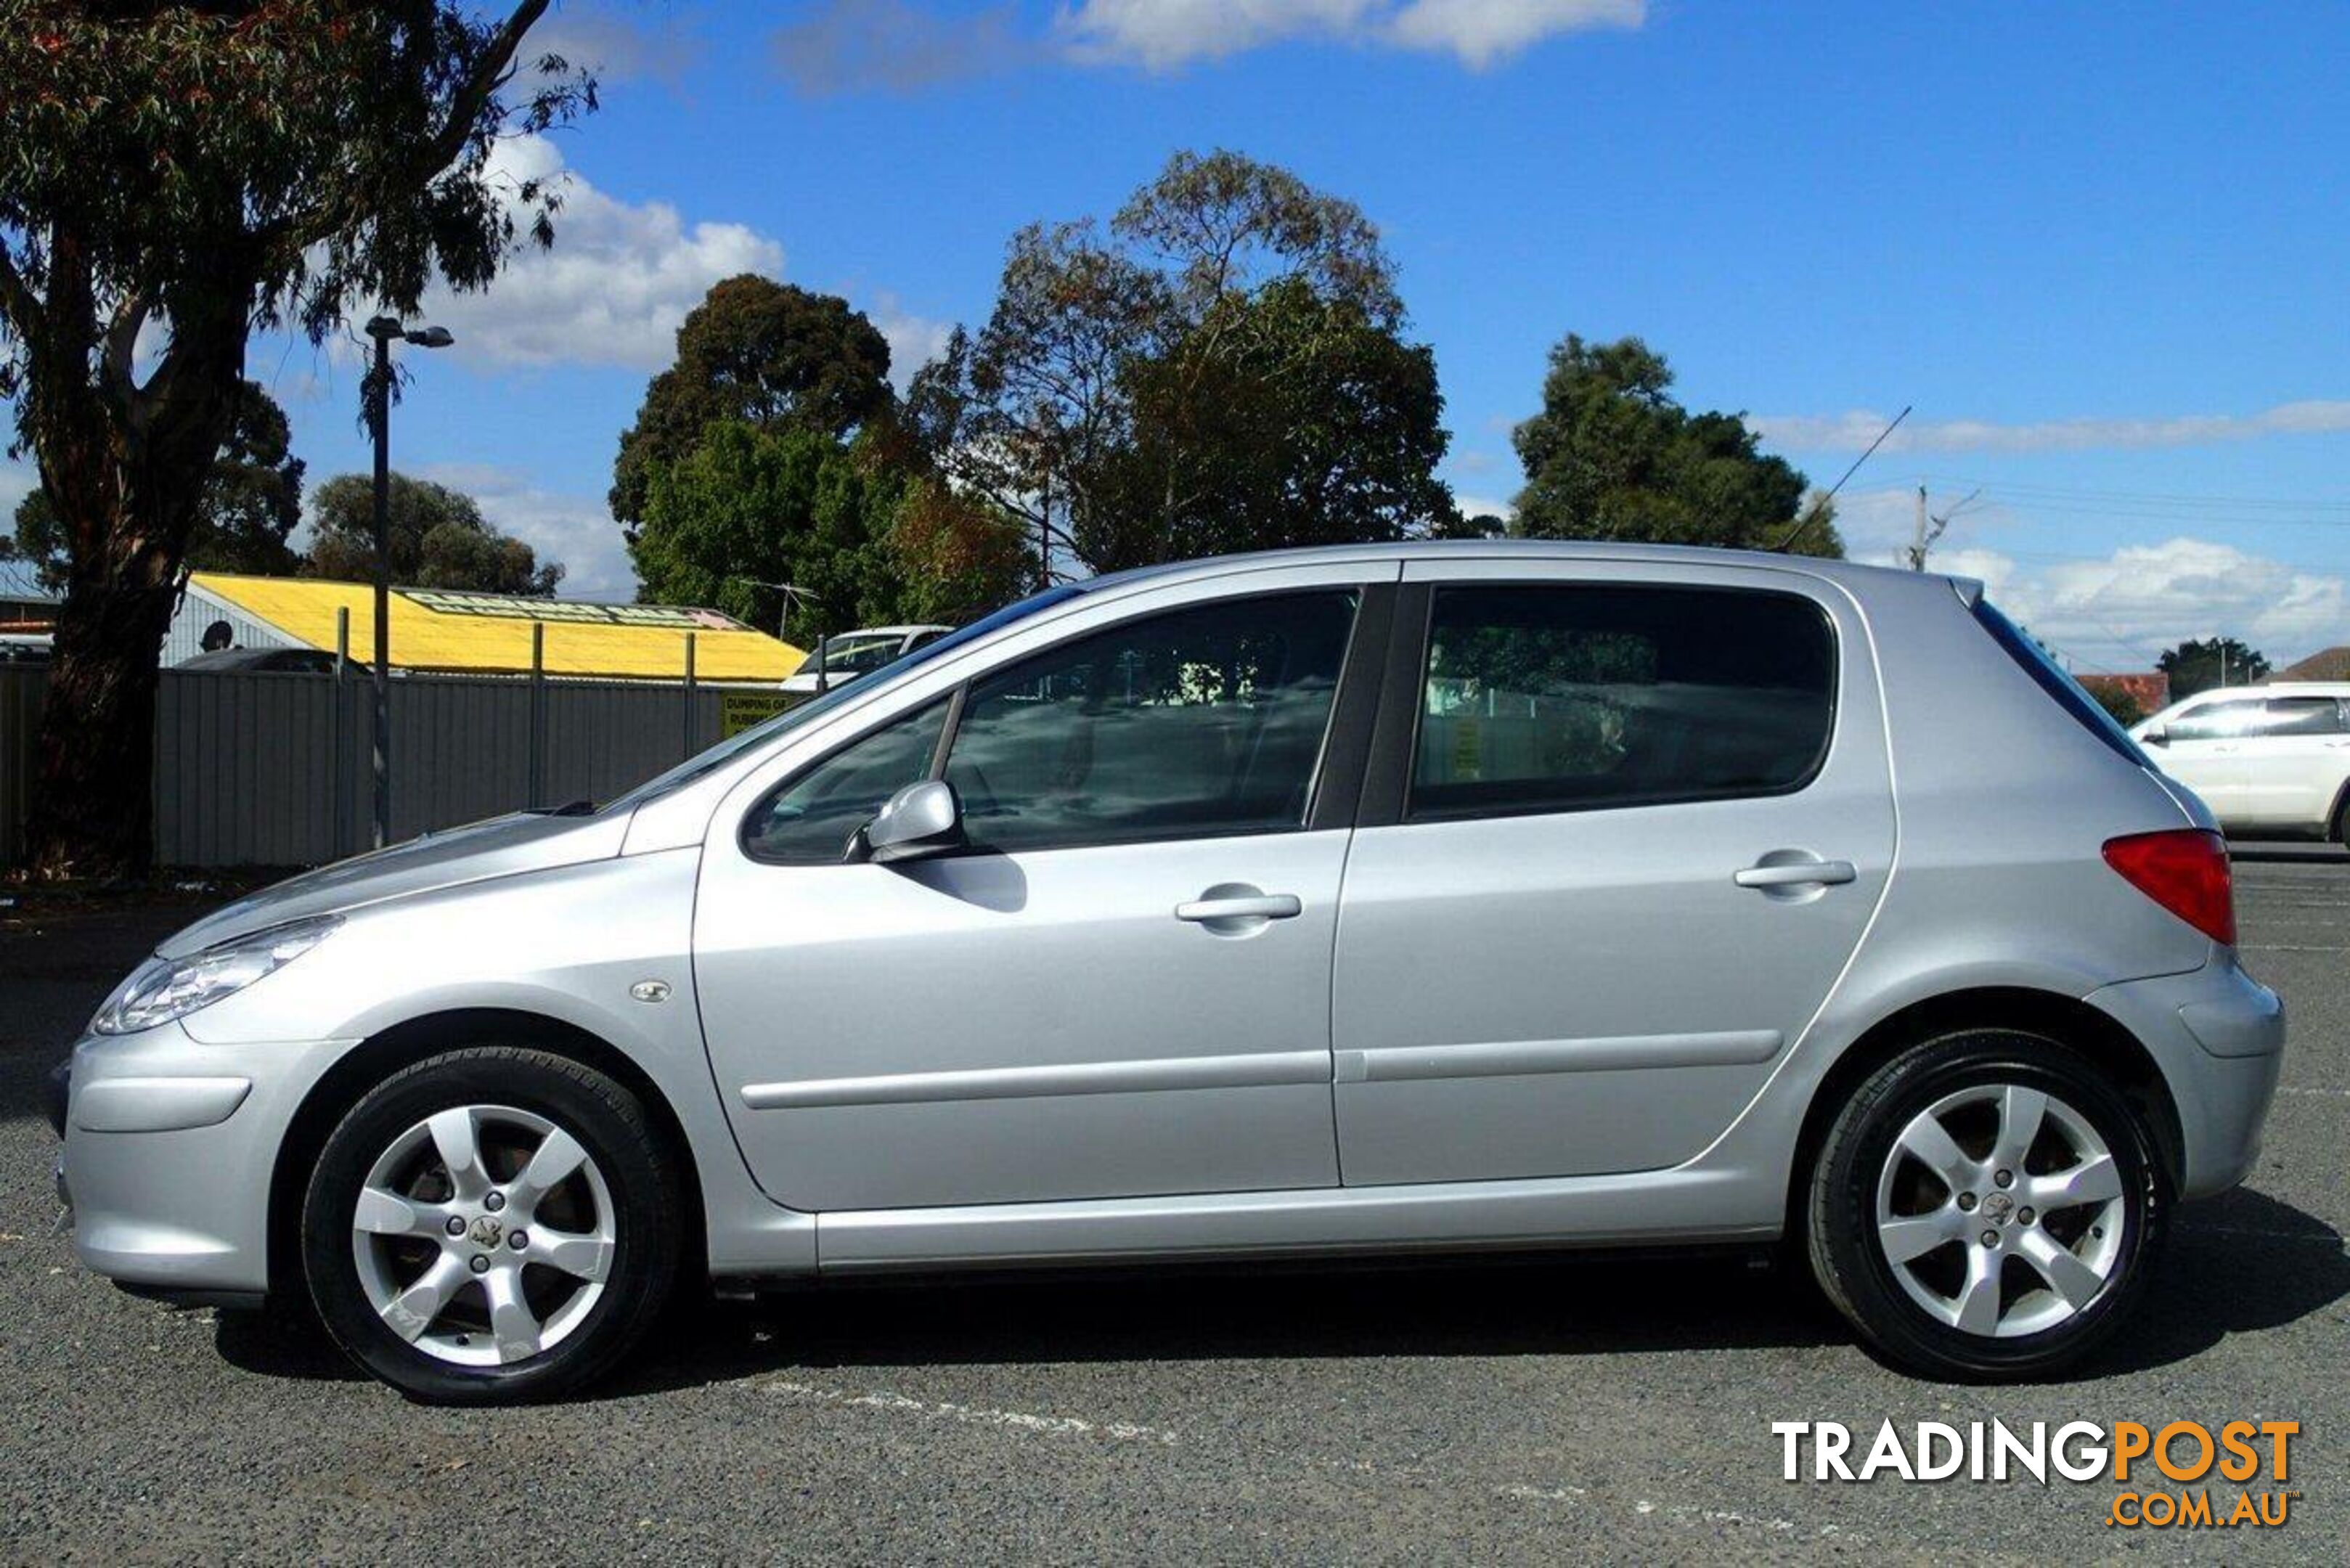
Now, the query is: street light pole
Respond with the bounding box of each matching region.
[362,316,453,851]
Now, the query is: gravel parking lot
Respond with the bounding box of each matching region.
[3,851,2343,1564]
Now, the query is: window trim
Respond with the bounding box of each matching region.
[738,583,1390,865]
[1359,579,1842,829]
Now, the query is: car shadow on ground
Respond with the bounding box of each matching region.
[213,1185,2347,1396]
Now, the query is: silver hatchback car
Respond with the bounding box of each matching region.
[57,543,2282,1401]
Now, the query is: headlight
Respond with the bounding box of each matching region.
[91,916,340,1035]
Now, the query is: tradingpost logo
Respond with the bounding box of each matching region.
[1773,1419,2301,1530]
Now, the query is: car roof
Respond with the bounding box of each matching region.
[2174,683,2350,702]
[1075,539,1972,600]
[828,625,950,639]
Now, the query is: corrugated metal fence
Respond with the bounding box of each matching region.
[0,666,778,868]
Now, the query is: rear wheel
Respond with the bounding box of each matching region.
[1806,1030,2165,1381]
[301,1046,681,1403]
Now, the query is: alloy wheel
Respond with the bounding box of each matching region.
[1872,1083,2127,1338]
[349,1103,617,1368]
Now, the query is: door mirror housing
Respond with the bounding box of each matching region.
[851,779,965,865]
[2140,724,2169,747]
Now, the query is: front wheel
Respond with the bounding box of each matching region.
[301,1046,682,1403]
[1806,1031,2166,1381]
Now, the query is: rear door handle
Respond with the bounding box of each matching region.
[1176,893,1303,923]
[1734,859,1856,889]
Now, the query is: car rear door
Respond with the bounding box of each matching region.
[1329,557,1894,1186]
[693,568,1391,1212]
[2232,695,2350,828]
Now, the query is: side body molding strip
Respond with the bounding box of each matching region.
[1334,1029,1784,1085]
[743,1049,1334,1111]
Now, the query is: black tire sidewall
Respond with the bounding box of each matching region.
[301,1048,679,1404]
[1811,1032,2166,1382]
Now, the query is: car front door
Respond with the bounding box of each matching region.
[2148,698,2262,825]
[1329,559,1895,1185]
[693,573,1387,1212]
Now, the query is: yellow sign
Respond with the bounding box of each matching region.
[721,690,791,738]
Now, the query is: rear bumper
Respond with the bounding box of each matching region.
[2085,957,2284,1199]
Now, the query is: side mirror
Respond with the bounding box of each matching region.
[2141,725,2169,747]
[849,779,964,865]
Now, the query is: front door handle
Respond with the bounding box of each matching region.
[1176,892,1303,923]
[1734,859,1857,889]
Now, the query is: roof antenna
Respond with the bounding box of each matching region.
[1776,404,1911,554]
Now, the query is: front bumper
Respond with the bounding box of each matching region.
[2086,957,2285,1199]
[60,1022,351,1297]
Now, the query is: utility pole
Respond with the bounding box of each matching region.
[360,315,453,851]
[1903,483,1981,571]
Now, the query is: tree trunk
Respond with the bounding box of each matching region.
[24,558,181,881]
[22,295,246,882]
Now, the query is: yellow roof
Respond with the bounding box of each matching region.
[191,573,806,682]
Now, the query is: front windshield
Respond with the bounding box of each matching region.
[603,583,1088,814]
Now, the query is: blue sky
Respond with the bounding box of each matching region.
[15,1,2350,669]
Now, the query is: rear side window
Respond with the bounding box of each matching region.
[1409,584,1836,819]
[2257,696,2347,737]
[1970,599,2148,765]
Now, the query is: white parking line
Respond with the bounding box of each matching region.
[763,1378,1180,1445]
[1496,1481,1860,1541]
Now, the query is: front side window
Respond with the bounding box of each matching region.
[943,591,1358,853]
[1410,584,1835,818]
[743,699,947,862]
[2166,699,2264,740]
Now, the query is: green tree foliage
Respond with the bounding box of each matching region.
[0,1,592,877]
[619,278,1032,634]
[907,150,1455,576]
[611,275,894,533]
[307,473,561,595]
[1510,335,1842,558]
[2158,636,2269,699]
[632,422,918,642]
[2088,685,2147,729]
[10,380,306,589]
[885,473,1035,627]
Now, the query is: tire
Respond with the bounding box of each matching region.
[1806,1030,2166,1381]
[301,1046,682,1404]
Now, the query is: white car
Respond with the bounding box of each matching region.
[781,625,952,695]
[2133,682,2350,843]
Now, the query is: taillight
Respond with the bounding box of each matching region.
[2102,829,2235,946]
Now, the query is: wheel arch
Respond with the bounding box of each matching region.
[1786,986,2184,1238]
[266,1008,708,1302]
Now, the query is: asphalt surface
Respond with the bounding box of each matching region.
[2,848,2343,1564]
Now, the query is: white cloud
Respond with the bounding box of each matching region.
[1061,0,1381,68]
[1384,0,1644,68]
[415,135,783,372]
[868,295,955,388]
[414,462,637,601]
[1061,0,1642,68]
[774,0,1641,89]
[531,2,704,86]
[1755,401,2350,457]
[1452,492,1517,520]
[1940,537,2349,671]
